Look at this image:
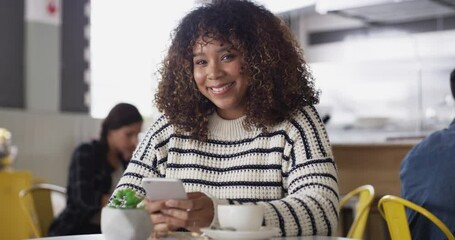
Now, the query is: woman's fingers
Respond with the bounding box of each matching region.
[162,192,214,230]
[161,208,189,220]
[150,213,167,224]
[144,199,166,214]
[164,192,206,211]
[165,199,195,210]
[146,192,214,232]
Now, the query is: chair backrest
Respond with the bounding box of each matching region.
[339,184,375,239]
[378,195,455,240]
[19,183,67,238]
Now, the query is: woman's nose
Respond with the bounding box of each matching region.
[207,62,223,80]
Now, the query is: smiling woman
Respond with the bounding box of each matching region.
[111,0,338,238]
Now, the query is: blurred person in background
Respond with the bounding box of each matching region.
[400,68,455,239]
[49,103,143,236]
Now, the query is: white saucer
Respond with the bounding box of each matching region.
[201,227,279,240]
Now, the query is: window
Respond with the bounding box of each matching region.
[90,1,195,119]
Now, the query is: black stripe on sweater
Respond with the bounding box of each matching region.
[180,179,282,187]
[290,148,296,167]
[292,158,335,171]
[290,182,339,201]
[167,163,282,172]
[123,172,145,180]
[288,173,338,189]
[155,130,294,149]
[140,141,153,160]
[129,160,164,178]
[291,197,317,235]
[328,199,339,220]
[308,106,331,147]
[226,198,279,203]
[301,109,328,157]
[157,156,167,165]
[284,158,335,178]
[140,122,171,160]
[282,200,302,236]
[308,196,332,236]
[129,159,153,171]
[267,202,286,237]
[290,120,312,160]
[155,131,294,149]
[168,147,284,159]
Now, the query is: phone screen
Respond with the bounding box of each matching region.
[141,178,187,201]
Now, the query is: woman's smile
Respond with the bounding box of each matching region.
[208,82,235,95]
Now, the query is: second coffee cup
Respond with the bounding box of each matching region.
[217,205,264,231]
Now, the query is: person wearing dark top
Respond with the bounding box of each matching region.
[49,103,143,236]
[400,68,455,239]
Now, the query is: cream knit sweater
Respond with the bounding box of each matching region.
[114,105,339,237]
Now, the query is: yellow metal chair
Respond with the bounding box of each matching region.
[19,183,67,238]
[378,195,455,240]
[0,170,34,239]
[339,184,375,239]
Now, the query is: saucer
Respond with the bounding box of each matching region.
[201,227,279,240]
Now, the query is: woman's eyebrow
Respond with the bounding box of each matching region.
[192,45,234,57]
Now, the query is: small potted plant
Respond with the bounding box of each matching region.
[101,189,152,240]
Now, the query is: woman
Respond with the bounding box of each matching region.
[49,103,143,235]
[113,0,339,237]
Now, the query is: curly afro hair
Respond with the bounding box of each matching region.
[155,0,319,140]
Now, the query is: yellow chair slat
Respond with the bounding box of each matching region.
[19,183,66,238]
[339,184,375,239]
[378,195,455,240]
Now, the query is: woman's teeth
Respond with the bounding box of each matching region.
[210,82,233,93]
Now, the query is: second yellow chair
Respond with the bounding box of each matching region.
[378,195,455,240]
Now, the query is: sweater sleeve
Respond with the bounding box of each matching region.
[263,106,339,237]
[111,116,169,198]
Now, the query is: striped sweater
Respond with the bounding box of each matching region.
[114,105,339,237]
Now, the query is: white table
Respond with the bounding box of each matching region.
[32,233,354,240]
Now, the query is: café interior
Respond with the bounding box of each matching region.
[1,0,455,239]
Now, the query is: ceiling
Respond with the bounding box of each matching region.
[316,0,455,24]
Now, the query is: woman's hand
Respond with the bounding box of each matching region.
[145,192,214,235]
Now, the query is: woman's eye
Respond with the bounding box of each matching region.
[194,59,207,65]
[222,54,235,61]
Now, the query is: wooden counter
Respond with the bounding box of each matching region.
[332,143,416,240]
[333,143,415,196]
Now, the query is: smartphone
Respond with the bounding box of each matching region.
[141,178,187,201]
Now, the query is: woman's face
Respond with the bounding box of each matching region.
[107,121,142,160]
[192,38,249,120]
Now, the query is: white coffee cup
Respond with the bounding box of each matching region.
[217,205,264,231]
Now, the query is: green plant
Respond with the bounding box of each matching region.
[108,189,144,209]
